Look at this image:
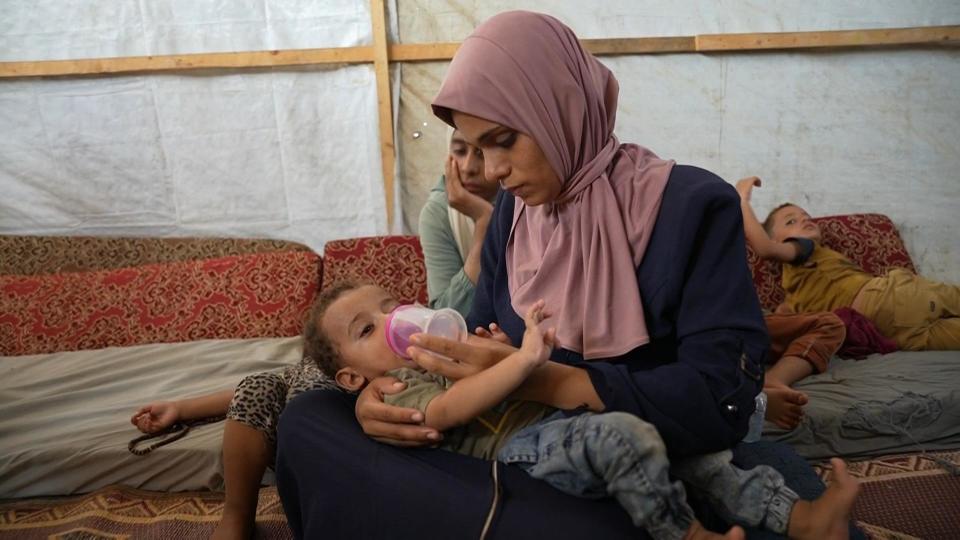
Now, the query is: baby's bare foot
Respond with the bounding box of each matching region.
[684,520,745,540]
[765,386,808,430]
[787,458,860,540]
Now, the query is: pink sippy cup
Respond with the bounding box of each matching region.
[385,305,467,358]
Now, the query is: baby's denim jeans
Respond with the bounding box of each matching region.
[497,411,797,540]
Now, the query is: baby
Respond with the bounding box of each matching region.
[307,281,860,540]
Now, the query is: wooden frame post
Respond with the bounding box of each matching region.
[370,0,396,231]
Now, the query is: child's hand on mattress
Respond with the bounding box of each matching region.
[130,401,180,433]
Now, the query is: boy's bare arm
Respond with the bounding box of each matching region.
[736,176,800,263]
[176,388,236,419]
[131,388,235,433]
[423,301,554,431]
[423,350,542,430]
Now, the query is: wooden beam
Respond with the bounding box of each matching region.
[386,26,958,63]
[370,0,396,231]
[388,37,699,61]
[696,25,960,52]
[2,25,955,79]
[0,47,374,78]
[583,36,697,55]
[390,42,460,61]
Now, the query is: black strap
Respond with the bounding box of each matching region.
[128,416,226,456]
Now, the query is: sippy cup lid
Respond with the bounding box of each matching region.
[384,305,415,358]
[384,305,467,359]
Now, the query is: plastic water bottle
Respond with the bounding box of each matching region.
[743,391,767,443]
[384,305,467,358]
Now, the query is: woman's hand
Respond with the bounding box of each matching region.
[409,333,518,381]
[445,156,493,221]
[130,401,180,433]
[355,376,442,446]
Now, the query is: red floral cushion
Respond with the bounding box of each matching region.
[747,214,916,311]
[0,251,321,356]
[321,236,427,305]
[0,234,311,276]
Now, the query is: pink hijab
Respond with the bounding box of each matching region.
[432,11,674,359]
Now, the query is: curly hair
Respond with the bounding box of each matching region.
[302,280,366,378]
[762,202,799,236]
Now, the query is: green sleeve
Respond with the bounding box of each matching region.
[418,186,476,317]
[383,368,452,413]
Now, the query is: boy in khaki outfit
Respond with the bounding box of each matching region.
[737,176,960,352]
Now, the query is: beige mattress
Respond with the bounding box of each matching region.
[0,336,301,498]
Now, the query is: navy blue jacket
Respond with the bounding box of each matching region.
[275,165,860,539]
[468,165,770,456]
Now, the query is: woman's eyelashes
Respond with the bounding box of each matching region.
[494,131,517,148]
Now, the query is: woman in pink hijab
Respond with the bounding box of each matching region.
[276,11,862,539]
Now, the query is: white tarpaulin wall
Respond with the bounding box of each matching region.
[0,0,398,254]
[397,1,960,283]
[1,1,958,282]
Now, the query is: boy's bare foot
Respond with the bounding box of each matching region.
[787,458,860,540]
[683,520,745,540]
[765,385,808,430]
[211,512,255,540]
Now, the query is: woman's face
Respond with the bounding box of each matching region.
[451,111,562,207]
[449,131,498,201]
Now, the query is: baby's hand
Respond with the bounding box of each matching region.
[474,322,512,345]
[519,300,555,366]
[130,401,180,434]
[735,176,762,201]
